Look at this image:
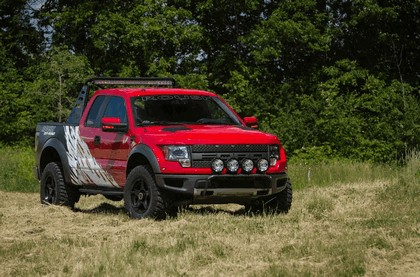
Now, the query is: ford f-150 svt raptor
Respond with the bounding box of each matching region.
[35,77,292,219]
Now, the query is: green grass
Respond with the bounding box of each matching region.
[0,146,408,193]
[0,146,38,193]
[288,160,397,189]
[0,147,418,276]
[1,174,418,276]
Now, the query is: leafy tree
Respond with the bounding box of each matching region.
[0,0,418,162]
[26,47,93,123]
[0,43,30,143]
[327,0,420,86]
[287,60,419,162]
[0,0,43,69]
[37,0,204,77]
[0,0,43,143]
[224,0,330,124]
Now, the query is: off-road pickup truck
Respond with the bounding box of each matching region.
[35,77,292,219]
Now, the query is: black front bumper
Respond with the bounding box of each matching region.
[155,173,289,204]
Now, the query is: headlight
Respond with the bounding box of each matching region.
[269,145,280,166]
[162,146,191,167]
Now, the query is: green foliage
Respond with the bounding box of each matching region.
[39,0,204,77]
[0,146,38,193]
[0,43,32,143]
[0,0,419,162]
[174,73,209,90]
[0,1,43,144]
[0,0,43,68]
[26,47,93,123]
[254,60,419,163]
[312,60,419,162]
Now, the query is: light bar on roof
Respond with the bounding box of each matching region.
[88,77,175,87]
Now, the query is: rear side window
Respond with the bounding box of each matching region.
[102,96,127,123]
[85,95,106,127]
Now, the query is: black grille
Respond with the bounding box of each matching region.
[192,144,268,153]
[191,144,269,168]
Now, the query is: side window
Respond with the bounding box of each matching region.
[103,96,127,123]
[85,95,106,127]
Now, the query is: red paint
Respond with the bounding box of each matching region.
[79,88,287,187]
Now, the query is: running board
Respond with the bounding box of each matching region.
[79,187,123,196]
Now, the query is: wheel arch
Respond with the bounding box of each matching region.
[39,138,72,184]
[126,144,161,177]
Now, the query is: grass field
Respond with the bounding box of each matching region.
[0,147,419,276]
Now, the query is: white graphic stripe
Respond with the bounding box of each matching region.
[64,126,119,188]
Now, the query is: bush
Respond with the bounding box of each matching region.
[0,146,38,193]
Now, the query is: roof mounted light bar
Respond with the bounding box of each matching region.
[87,77,176,88]
[67,77,176,124]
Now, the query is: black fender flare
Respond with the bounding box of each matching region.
[39,138,72,184]
[127,144,161,174]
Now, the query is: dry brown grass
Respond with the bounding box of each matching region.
[0,178,418,276]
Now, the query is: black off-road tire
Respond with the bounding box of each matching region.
[124,165,166,219]
[40,162,79,209]
[267,179,293,213]
[246,179,293,215]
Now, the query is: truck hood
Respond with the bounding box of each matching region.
[138,124,280,145]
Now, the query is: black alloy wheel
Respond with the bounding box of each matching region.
[124,165,166,219]
[40,162,79,208]
[130,178,151,214]
[42,172,57,204]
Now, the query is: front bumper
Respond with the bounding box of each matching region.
[155,172,289,204]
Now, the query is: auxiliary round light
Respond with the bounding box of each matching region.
[241,159,254,173]
[211,159,224,173]
[257,159,269,172]
[226,159,239,173]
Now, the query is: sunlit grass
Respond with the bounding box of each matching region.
[1,175,418,276]
[0,148,418,276]
[288,160,397,190]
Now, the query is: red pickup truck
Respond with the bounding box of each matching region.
[35,77,292,219]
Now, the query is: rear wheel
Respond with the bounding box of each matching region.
[124,166,166,219]
[40,162,79,209]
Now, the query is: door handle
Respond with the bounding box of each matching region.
[94,135,101,146]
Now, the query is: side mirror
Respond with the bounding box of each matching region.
[243,116,258,129]
[101,117,128,133]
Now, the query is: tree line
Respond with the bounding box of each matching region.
[1,0,419,163]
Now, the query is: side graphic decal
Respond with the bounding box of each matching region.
[64,126,120,188]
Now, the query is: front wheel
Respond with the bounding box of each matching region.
[124,166,166,219]
[246,180,293,214]
[267,179,293,213]
[40,162,79,209]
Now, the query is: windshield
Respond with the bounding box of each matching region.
[131,95,241,126]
